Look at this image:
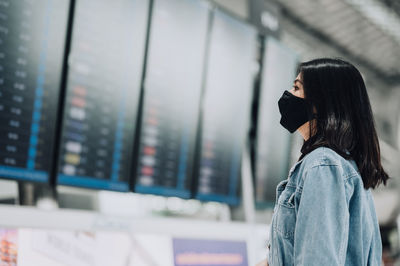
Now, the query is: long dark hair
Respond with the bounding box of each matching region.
[298,58,388,189]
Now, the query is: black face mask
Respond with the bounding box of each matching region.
[278,90,313,133]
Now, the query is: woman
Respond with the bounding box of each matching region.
[261,58,388,265]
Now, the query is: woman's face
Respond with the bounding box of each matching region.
[288,73,314,140]
[290,73,304,98]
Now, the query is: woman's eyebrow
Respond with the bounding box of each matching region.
[294,79,303,85]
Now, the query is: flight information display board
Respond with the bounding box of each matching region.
[57,0,149,191]
[195,10,258,205]
[0,0,69,182]
[255,38,297,205]
[134,0,210,198]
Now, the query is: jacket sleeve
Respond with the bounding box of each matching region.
[294,165,350,265]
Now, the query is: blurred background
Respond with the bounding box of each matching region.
[0,0,399,265]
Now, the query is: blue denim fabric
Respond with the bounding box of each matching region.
[268,147,382,265]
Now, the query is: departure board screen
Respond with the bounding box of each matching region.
[195,10,257,205]
[255,38,297,205]
[134,0,209,198]
[0,0,69,182]
[57,0,149,191]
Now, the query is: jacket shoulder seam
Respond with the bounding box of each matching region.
[297,164,342,191]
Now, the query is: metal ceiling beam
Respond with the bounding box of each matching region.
[280,5,400,86]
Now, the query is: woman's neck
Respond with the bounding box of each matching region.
[298,119,317,141]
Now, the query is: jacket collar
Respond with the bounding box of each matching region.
[288,156,305,178]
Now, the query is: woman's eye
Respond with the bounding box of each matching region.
[293,86,300,91]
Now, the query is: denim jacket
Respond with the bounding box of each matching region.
[267,147,382,265]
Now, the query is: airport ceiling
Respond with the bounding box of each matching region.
[274,0,400,85]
